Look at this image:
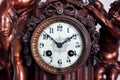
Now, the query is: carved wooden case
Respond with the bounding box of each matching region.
[22,0,99,80]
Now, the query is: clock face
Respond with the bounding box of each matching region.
[38,22,83,68]
[31,16,91,74]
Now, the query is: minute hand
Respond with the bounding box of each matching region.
[62,34,77,44]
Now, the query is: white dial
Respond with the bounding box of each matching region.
[37,22,83,68]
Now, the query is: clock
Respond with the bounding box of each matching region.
[31,16,91,74]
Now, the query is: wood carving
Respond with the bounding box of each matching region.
[1,0,119,80]
[0,0,11,80]
[0,0,35,80]
[23,0,99,79]
[86,0,120,80]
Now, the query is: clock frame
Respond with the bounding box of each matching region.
[22,0,100,79]
[31,16,91,74]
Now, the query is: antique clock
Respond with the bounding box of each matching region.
[22,0,99,80]
[1,0,119,80]
[31,16,91,74]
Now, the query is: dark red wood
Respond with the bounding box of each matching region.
[77,66,84,80]
[40,71,49,80]
[49,74,58,80]
[86,0,120,79]
[35,65,40,80]
[64,74,71,80]
[71,72,77,80]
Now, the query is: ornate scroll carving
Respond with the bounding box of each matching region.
[86,0,120,80]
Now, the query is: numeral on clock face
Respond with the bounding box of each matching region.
[58,59,62,66]
[75,42,81,48]
[67,28,69,33]
[66,57,71,63]
[43,34,48,40]
[49,57,53,64]
[39,43,44,48]
[49,27,54,33]
[57,24,63,31]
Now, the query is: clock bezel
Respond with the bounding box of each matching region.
[31,16,91,74]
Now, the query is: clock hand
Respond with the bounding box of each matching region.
[43,31,58,44]
[62,34,77,44]
[43,31,63,48]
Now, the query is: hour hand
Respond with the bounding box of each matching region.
[43,31,58,44]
